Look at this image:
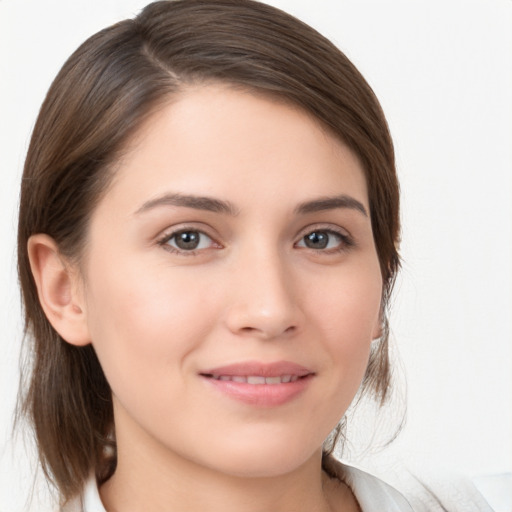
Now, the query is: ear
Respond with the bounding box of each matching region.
[371,304,384,342]
[372,323,383,342]
[27,234,90,346]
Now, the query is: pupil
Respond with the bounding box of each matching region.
[305,231,328,249]
[176,231,200,250]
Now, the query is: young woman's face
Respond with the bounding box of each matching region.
[79,85,382,478]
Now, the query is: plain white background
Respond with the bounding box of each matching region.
[1,0,511,510]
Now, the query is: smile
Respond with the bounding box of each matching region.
[199,361,314,406]
[204,374,304,384]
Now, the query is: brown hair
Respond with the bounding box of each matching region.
[17,0,400,503]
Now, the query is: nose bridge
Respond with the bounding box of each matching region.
[225,241,301,339]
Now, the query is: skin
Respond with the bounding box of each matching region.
[29,85,382,511]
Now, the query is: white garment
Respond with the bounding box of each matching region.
[64,463,415,511]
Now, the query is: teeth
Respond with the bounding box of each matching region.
[210,374,304,384]
[247,376,266,385]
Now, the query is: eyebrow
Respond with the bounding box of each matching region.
[295,195,368,217]
[135,192,368,218]
[135,192,239,216]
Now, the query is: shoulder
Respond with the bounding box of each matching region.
[393,470,496,512]
[330,461,415,512]
[326,457,495,512]
[60,477,105,512]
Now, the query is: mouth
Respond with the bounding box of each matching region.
[201,374,307,384]
[199,361,315,406]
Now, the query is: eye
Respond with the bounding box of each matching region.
[296,229,350,251]
[159,229,216,253]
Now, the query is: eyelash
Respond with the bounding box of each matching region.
[157,227,219,256]
[156,226,354,256]
[294,227,354,254]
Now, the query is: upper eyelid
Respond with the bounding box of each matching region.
[294,223,351,240]
[295,229,350,246]
[159,229,212,243]
[157,223,218,241]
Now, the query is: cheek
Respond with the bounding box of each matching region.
[82,259,218,398]
[312,261,382,341]
[306,262,382,392]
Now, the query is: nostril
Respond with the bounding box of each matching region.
[224,298,302,340]
[237,324,297,339]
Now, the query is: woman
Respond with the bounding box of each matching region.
[18,0,416,510]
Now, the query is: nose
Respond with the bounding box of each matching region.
[224,249,303,340]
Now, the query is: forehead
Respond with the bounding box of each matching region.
[101,84,368,214]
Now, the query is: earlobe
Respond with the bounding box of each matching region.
[372,323,383,342]
[27,234,90,346]
[371,305,384,342]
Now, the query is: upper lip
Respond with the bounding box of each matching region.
[199,360,314,378]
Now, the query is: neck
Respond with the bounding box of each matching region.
[101,449,336,512]
[99,405,358,512]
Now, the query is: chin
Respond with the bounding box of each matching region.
[200,439,322,479]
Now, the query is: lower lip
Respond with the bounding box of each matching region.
[201,375,313,406]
